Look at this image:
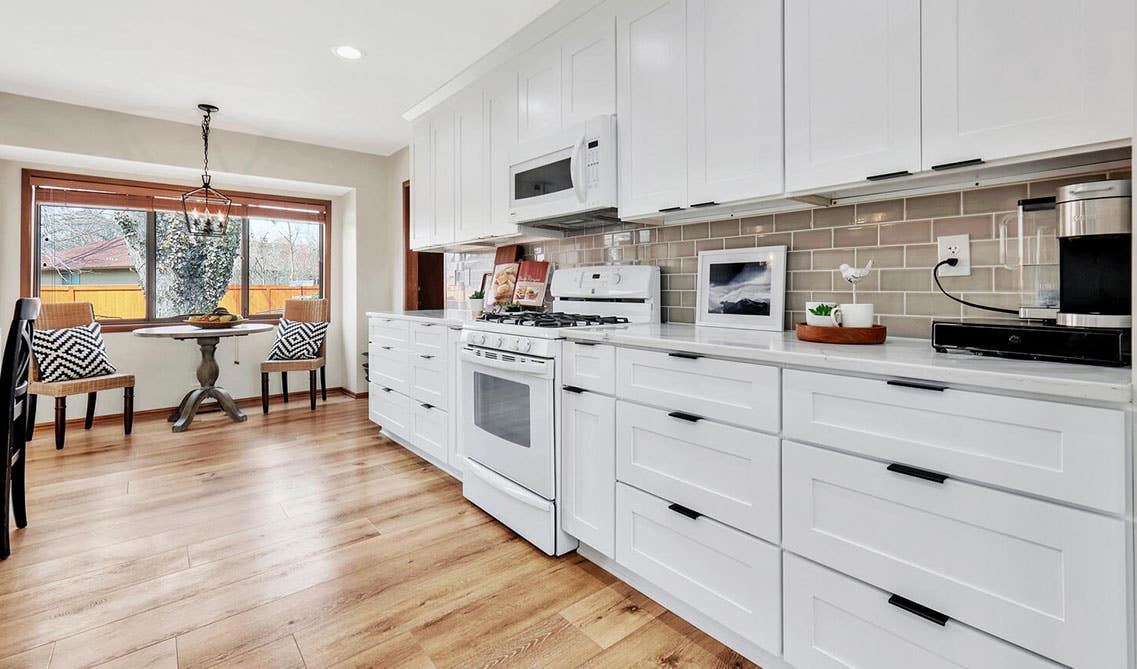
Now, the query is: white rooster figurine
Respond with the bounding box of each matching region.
[838,259,874,302]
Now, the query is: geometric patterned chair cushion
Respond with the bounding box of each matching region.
[268,318,329,361]
[31,321,117,382]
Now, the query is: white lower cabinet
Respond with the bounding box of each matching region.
[562,342,616,394]
[369,345,410,396]
[782,440,1128,669]
[412,402,449,464]
[615,400,779,542]
[782,554,1063,669]
[615,482,781,654]
[369,386,412,439]
[409,356,448,410]
[561,389,616,557]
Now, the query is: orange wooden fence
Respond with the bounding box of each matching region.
[41,284,319,320]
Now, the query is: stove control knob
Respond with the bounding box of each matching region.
[611,272,622,284]
[510,338,520,350]
[472,333,485,345]
[495,336,504,348]
[520,339,532,353]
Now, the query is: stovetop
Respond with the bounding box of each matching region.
[477,311,631,328]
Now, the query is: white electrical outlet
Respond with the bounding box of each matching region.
[936,233,971,276]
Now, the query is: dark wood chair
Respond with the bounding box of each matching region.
[3,298,40,560]
[261,299,330,413]
[27,302,135,449]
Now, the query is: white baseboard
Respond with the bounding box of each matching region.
[575,543,792,669]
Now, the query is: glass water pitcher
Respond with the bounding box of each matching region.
[999,197,1060,320]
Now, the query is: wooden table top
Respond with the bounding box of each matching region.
[132,323,276,339]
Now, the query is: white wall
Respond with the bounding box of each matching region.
[0,93,405,422]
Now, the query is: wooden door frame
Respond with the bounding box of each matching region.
[402,180,417,310]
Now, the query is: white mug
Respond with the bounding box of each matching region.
[805,301,841,327]
[839,303,874,328]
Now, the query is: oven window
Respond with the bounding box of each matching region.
[473,371,531,448]
[514,157,572,201]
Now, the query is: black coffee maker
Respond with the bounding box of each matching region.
[933,179,1131,366]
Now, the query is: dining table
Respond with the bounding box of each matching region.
[133,323,275,432]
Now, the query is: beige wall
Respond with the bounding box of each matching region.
[0,93,405,422]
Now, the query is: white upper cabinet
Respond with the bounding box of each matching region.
[560,10,617,128]
[687,0,783,206]
[454,88,488,243]
[409,120,433,250]
[430,109,456,247]
[485,69,520,238]
[922,0,1134,170]
[784,0,921,192]
[617,0,688,218]
[517,43,563,145]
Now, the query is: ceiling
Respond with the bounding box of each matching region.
[0,0,561,156]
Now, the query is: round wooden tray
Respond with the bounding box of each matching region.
[184,319,246,329]
[796,323,887,345]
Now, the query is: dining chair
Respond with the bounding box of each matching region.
[2,298,40,560]
[27,302,135,449]
[261,298,330,413]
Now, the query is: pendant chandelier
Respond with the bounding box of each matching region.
[182,103,232,237]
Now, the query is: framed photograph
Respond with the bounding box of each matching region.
[695,246,787,331]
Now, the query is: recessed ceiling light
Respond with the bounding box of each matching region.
[332,45,364,60]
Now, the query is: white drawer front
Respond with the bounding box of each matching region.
[782,369,1127,513]
[370,317,410,345]
[564,342,616,394]
[411,322,448,359]
[409,357,447,410]
[371,387,411,439]
[616,401,779,542]
[616,348,779,432]
[561,390,616,557]
[367,382,383,425]
[412,402,448,463]
[783,554,1063,669]
[616,483,781,654]
[369,345,410,395]
[782,441,1128,669]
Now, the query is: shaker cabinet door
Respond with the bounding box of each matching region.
[921,0,1134,169]
[409,120,433,250]
[454,88,487,243]
[687,0,783,205]
[617,0,688,218]
[430,110,456,247]
[484,69,519,237]
[784,0,920,192]
[561,390,616,557]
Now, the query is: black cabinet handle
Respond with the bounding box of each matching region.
[866,170,912,181]
[380,345,392,350]
[421,403,434,409]
[887,463,949,484]
[668,411,703,423]
[668,351,702,360]
[931,158,984,171]
[887,379,946,392]
[668,503,702,520]
[562,385,586,394]
[658,206,684,213]
[888,594,949,626]
[381,387,393,393]
[690,200,718,207]
[419,354,435,359]
[573,341,597,347]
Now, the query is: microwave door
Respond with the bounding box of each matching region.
[512,146,575,206]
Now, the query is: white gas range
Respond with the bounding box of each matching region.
[458,265,660,555]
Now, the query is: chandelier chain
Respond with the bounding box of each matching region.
[201,109,211,184]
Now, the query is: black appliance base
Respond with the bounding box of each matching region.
[931,320,1131,367]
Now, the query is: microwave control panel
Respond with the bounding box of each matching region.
[585,139,600,187]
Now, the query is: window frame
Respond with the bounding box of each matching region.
[21,169,332,333]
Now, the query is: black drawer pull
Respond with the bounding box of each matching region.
[381,387,393,393]
[562,385,586,394]
[887,379,946,392]
[658,206,684,213]
[380,345,393,350]
[888,594,949,626]
[887,463,949,484]
[930,158,984,171]
[419,354,435,359]
[691,200,718,207]
[421,403,434,409]
[573,341,598,347]
[668,411,703,423]
[866,170,912,181]
[668,351,702,360]
[667,503,703,520]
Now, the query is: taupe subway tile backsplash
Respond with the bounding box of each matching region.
[445,167,1129,339]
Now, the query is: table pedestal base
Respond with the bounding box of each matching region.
[168,336,247,432]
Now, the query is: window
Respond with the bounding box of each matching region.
[23,171,330,330]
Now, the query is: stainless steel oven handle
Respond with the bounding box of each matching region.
[461,347,554,379]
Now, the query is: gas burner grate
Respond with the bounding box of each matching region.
[477,311,630,328]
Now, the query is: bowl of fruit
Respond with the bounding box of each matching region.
[186,307,244,329]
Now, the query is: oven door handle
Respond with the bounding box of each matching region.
[466,460,552,511]
[461,347,554,379]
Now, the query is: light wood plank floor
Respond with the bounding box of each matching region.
[1,396,758,668]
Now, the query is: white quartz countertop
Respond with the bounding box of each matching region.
[564,323,1133,405]
[366,309,473,326]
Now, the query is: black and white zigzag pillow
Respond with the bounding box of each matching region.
[32,321,117,383]
[269,318,329,360]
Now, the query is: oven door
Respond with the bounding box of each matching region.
[460,346,555,499]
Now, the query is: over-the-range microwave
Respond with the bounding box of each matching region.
[508,114,618,231]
